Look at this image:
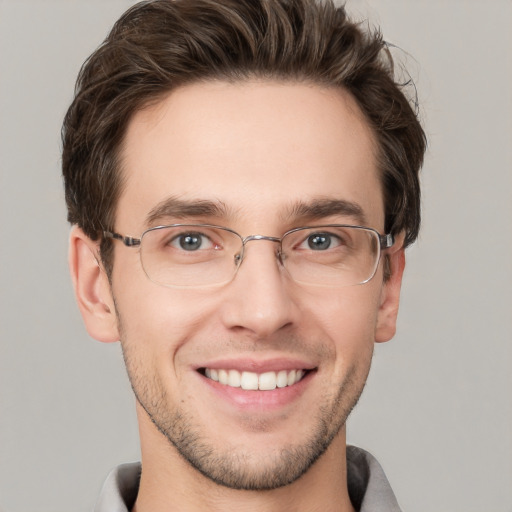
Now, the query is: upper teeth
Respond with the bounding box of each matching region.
[204,368,305,391]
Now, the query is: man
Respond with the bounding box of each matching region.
[62,0,426,510]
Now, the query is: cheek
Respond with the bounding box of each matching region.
[299,285,381,354]
[307,279,380,318]
[112,275,220,358]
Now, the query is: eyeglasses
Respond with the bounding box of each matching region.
[103,224,394,288]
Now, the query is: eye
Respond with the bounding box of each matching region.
[305,232,342,251]
[170,232,214,251]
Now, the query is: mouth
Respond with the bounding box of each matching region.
[199,367,310,391]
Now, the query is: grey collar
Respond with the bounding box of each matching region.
[95,445,401,512]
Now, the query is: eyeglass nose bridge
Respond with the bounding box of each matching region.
[242,234,281,244]
[234,234,283,267]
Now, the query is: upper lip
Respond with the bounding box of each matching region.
[194,357,317,373]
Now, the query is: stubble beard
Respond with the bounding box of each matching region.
[120,347,372,491]
[115,305,373,490]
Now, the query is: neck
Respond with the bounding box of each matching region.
[132,410,356,512]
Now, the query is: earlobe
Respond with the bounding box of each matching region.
[375,234,406,343]
[69,226,119,343]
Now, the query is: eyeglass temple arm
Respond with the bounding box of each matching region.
[103,231,141,247]
[380,233,394,249]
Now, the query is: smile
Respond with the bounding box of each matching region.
[203,368,306,391]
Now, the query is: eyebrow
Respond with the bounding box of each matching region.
[145,197,231,226]
[145,196,367,228]
[284,198,367,225]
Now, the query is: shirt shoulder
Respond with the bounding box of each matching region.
[347,445,402,512]
[94,462,141,512]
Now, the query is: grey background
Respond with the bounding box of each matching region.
[0,0,511,510]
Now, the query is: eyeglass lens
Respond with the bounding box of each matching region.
[139,225,381,288]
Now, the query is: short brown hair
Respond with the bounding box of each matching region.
[62,0,426,274]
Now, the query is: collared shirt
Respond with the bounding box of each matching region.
[94,445,401,511]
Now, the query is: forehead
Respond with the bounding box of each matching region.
[117,80,382,232]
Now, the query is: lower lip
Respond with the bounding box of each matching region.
[199,371,315,410]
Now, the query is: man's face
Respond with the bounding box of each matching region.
[100,81,402,489]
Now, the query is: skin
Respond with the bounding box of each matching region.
[69,80,405,512]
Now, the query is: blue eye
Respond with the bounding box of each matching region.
[306,233,341,250]
[171,232,213,251]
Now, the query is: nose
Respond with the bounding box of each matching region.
[219,239,299,338]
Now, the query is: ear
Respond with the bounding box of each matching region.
[375,233,406,343]
[68,226,120,343]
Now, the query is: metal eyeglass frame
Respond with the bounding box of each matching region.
[103,224,394,287]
